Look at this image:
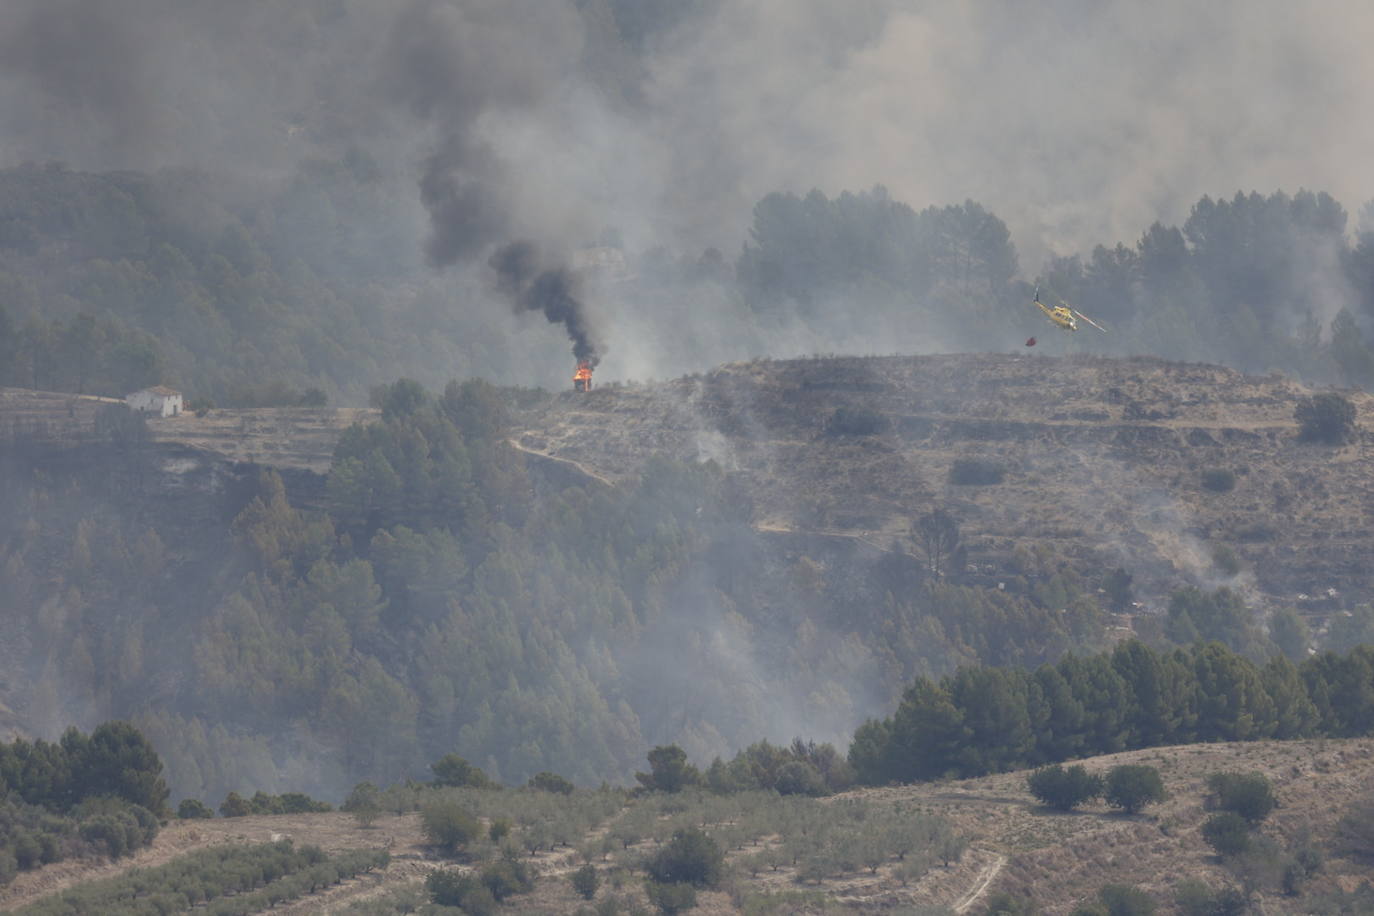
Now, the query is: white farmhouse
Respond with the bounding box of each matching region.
[126,385,183,417]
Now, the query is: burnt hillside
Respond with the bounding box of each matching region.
[512,353,1374,609]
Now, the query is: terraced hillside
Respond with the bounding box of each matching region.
[0,387,376,475]
[512,354,1374,609]
[7,737,1373,914]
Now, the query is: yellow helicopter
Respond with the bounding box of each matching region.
[1033,287,1107,333]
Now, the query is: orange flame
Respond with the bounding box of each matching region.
[573,360,593,391]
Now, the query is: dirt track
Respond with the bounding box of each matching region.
[953,853,1006,913]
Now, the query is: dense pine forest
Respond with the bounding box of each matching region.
[849,640,1374,785]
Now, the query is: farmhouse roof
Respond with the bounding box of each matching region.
[135,386,181,397]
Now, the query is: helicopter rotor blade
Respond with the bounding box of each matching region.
[1073,309,1108,332]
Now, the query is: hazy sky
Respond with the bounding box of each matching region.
[2,0,1369,270]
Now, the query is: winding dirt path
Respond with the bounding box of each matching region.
[952,852,1007,913]
[507,438,617,488]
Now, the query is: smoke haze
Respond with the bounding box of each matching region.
[4,1,1371,258]
[8,1,1374,798]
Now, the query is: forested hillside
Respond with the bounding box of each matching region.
[0,159,521,405]
[9,3,1374,911]
[5,360,1374,808]
[5,161,1374,404]
[4,134,1374,809]
[1,375,1128,803]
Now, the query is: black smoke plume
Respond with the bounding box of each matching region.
[380,0,602,365]
[490,241,602,366]
[417,137,511,268]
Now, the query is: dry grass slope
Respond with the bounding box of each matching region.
[512,354,1374,608]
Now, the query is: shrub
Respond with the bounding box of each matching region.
[178,798,214,819]
[343,782,382,827]
[67,800,157,863]
[0,853,17,887]
[124,802,159,845]
[939,830,969,866]
[298,387,328,407]
[481,856,534,901]
[645,879,697,914]
[425,869,496,914]
[1281,836,1324,897]
[774,760,826,797]
[1210,545,1242,577]
[36,832,59,865]
[1281,861,1306,896]
[1200,468,1236,492]
[219,792,252,817]
[1205,772,1276,823]
[11,833,42,871]
[1026,764,1103,811]
[1174,880,1246,916]
[420,799,481,855]
[1097,884,1156,915]
[1103,765,1165,814]
[949,457,1005,485]
[1289,834,1324,884]
[1104,567,1134,612]
[572,864,600,900]
[1295,392,1357,444]
[983,890,1038,914]
[250,791,284,814]
[277,792,331,813]
[430,753,494,789]
[645,828,724,888]
[79,815,128,858]
[1202,812,1252,856]
[1333,798,1374,863]
[824,406,889,437]
[528,771,576,794]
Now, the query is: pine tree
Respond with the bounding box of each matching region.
[887,678,968,781]
[1260,656,1319,739]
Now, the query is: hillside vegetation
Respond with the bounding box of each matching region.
[513,353,1374,605]
[5,163,1374,404]
[3,353,1374,811]
[6,737,1374,914]
[0,370,1119,803]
